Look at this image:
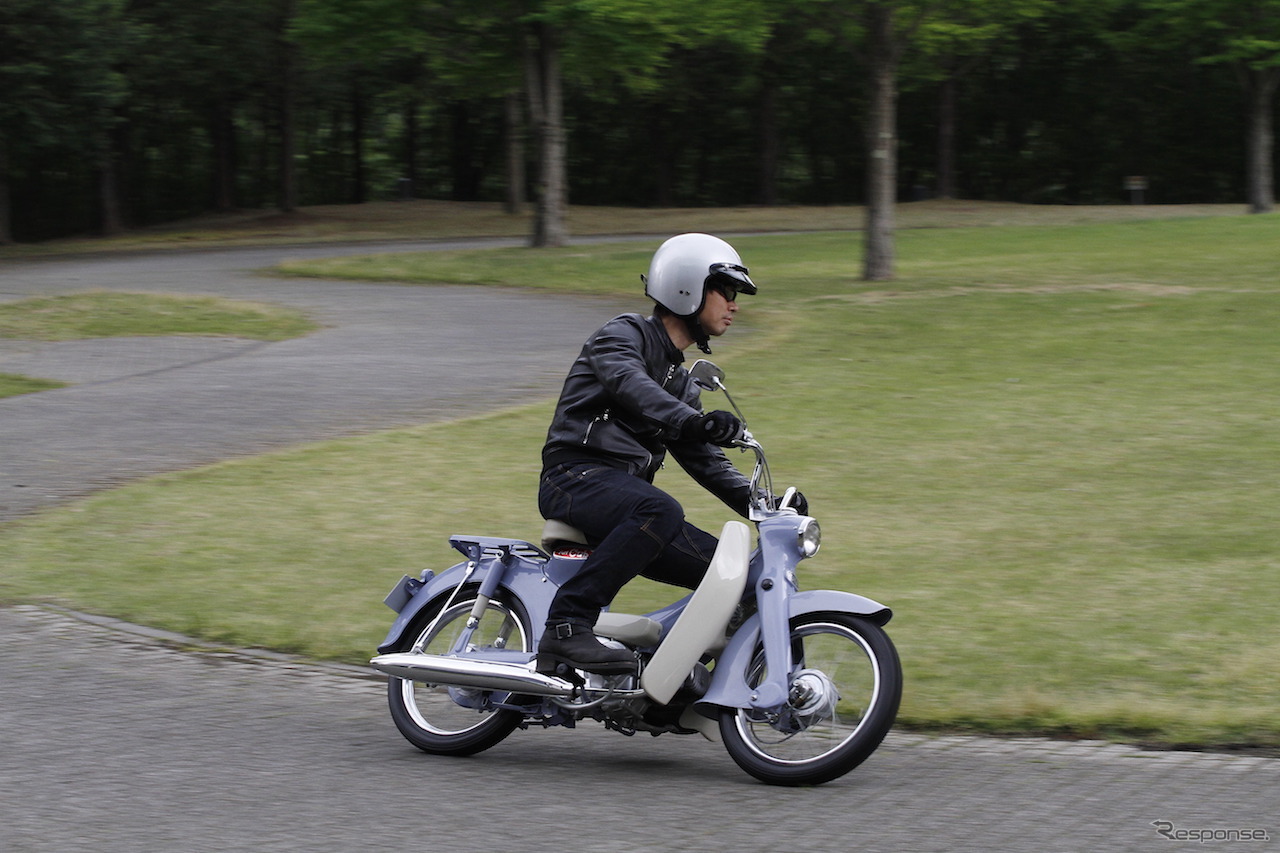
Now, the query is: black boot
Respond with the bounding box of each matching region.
[536,621,635,676]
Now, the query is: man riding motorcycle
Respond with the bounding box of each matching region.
[535,233,803,676]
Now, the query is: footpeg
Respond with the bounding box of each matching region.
[536,656,587,686]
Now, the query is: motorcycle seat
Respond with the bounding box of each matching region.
[541,520,662,646]
[541,518,590,551]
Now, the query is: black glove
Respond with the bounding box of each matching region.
[682,410,744,447]
[769,490,810,515]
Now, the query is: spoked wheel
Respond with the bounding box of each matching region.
[719,612,902,786]
[386,591,532,756]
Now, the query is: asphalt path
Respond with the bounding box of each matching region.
[0,239,633,520]
[1,243,1276,852]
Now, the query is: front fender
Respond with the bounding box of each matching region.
[693,589,892,716]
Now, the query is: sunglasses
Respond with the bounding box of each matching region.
[712,283,740,303]
[707,262,754,303]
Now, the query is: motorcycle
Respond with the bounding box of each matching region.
[370,360,902,786]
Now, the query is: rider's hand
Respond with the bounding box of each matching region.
[768,491,810,515]
[683,410,744,447]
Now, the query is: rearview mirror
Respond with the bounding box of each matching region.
[688,359,725,391]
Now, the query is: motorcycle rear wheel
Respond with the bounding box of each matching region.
[719,612,902,786]
[386,590,532,756]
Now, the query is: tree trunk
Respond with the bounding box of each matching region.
[279,83,297,212]
[276,0,298,213]
[0,140,12,244]
[1245,68,1277,214]
[211,102,237,212]
[651,103,676,206]
[351,84,367,205]
[449,101,485,201]
[97,138,126,236]
[504,92,525,214]
[863,2,898,281]
[936,75,958,200]
[757,59,781,205]
[524,21,568,248]
[404,99,419,198]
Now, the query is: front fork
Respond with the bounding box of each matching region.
[747,566,799,712]
[744,517,804,713]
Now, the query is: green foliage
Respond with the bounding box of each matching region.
[1143,0,1280,69]
[909,0,1052,78]
[546,0,771,93]
[2,0,1277,240]
[0,0,130,154]
[293,0,432,61]
[127,0,275,101]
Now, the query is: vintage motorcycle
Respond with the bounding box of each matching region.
[370,360,901,786]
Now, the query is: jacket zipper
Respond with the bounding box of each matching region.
[582,409,611,445]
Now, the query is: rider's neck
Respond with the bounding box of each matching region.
[661,312,694,351]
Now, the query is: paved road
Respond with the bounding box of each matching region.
[2,244,1277,852]
[0,240,632,520]
[4,605,1276,853]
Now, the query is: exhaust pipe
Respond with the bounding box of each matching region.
[369,652,576,697]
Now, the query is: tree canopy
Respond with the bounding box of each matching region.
[1,0,1275,248]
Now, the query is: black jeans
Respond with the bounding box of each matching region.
[538,462,721,627]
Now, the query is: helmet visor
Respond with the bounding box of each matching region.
[706,263,757,301]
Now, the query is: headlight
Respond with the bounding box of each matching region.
[798,519,821,557]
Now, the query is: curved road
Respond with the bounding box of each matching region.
[1,244,1276,852]
[0,240,631,520]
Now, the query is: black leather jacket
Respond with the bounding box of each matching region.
[541,312,751,515]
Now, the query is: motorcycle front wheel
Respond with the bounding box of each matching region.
[719,612,902,786]
[386,590,532,756]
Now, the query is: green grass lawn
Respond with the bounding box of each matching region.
[0,373,67,397]
[3,212,1277,749]
[0,292,317,341]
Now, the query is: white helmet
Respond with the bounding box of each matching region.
[643,233,757,317]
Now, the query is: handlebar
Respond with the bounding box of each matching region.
[734,434,778,521]
[690,359,801,521]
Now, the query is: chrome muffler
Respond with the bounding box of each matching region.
[369,652,577,697]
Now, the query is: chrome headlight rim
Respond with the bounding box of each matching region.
[797,518,821,558]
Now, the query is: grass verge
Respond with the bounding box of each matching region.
[2,209,1278,749]
[0,292,318,341]
[0,198,1251,257]
[0,373,67,398]
[0,292,318,397]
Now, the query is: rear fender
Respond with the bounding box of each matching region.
[377,564,465,653]
[376,554,555,654]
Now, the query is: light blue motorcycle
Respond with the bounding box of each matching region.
[371,360,901,786]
